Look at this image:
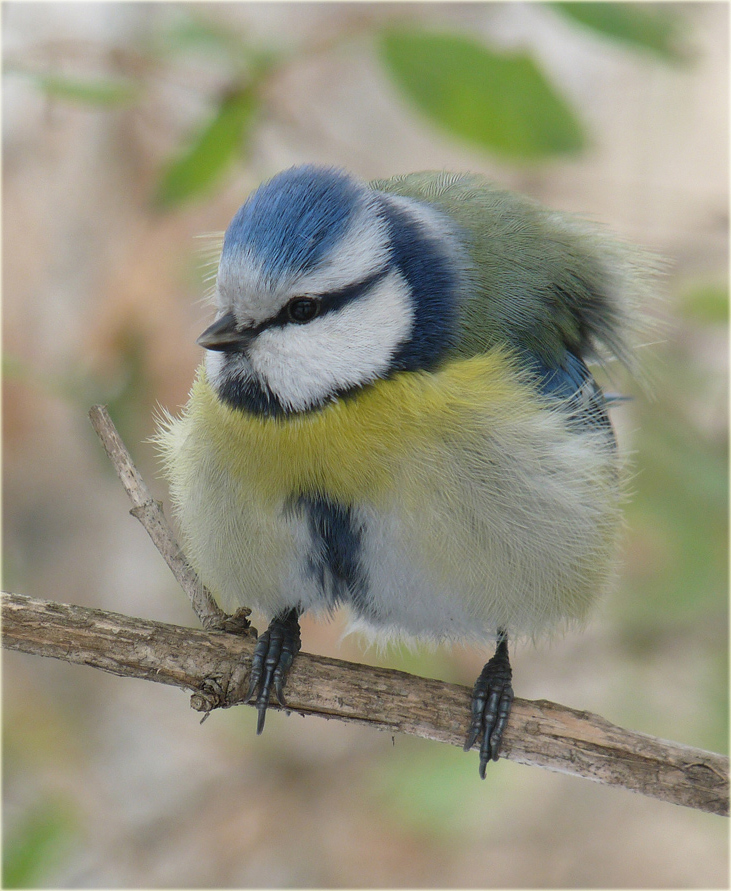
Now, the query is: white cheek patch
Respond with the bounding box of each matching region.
[248,270,414,412]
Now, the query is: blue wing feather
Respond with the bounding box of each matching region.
[522,349,616,440]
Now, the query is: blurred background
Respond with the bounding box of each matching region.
[2,2,728,887]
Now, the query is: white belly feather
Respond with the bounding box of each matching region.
[158,369,621,646]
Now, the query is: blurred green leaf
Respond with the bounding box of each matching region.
[379,30,586,160]
[154,87,258,209]
[678,282,729,325]
[549,2,684,61]
[3,800,77,888]
[16,70,139,105]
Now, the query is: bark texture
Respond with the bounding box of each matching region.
[3,590,728,817]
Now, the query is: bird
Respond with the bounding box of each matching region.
[156,164,653,778]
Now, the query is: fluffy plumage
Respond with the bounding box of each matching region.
[159,350,619,641]
[156,165,654,771]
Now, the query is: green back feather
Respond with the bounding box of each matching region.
[371,171,656,370]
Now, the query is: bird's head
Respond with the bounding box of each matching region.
[199,166,465,416]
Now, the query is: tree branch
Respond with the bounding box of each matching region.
[4,404,727,818]
[88,404,233,631]
[3,589,728,816]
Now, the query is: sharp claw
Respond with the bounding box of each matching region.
[273,649,296,705]
[243,632,269,703]
[256,701,268,735]
[463,724,480,753]
[464,684,488,751]
[489,685,514,761]
[467,633,513,775]
[479,718,494,770]
[243,663,262,704]
[274,675,288,708]
[255,662,277,729]
[243,609,301,732]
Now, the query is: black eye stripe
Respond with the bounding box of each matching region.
[262,265,391,331]
[316,266,390,316]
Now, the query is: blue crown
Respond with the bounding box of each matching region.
[222,165,365,279]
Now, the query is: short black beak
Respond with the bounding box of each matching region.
[197,311,254,352]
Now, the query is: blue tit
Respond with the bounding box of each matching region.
[157,165,652,777]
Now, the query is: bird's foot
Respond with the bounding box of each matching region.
[464,634,514,778]
[243,608,301,734]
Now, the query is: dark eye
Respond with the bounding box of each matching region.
[286,297,320,324]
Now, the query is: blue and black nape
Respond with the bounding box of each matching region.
[372,192,463,375]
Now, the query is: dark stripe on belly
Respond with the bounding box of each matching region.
[294,495,370,611]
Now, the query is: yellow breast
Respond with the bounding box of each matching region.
[182,349,535,507]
